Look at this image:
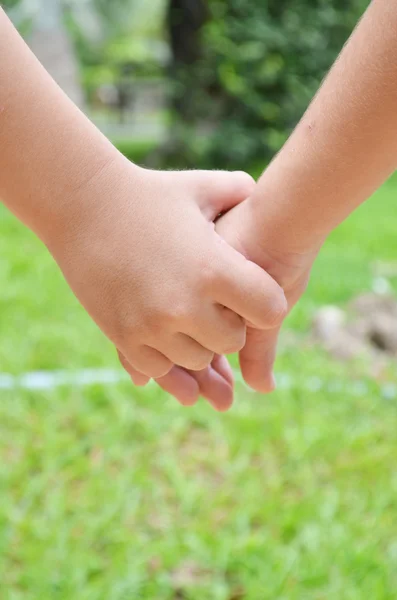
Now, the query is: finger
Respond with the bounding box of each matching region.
[126,345,173,379]
[117,349,150,386]
[187,357,234,412]
[210,354,234,386]
[156,366,200,406]
[186,305,246,355]
[155,355,234,410]
[213,243,288,330]
[129,368,151,387]
[154,334,214,371]
[239,326,281,393]
[193,170,256,221]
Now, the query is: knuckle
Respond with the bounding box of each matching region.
[219,329,246,354]
[183,350,214,371]
[221,339,245,355]
[112,307,146,349]
[138,296,192,337]
[232,170,256,194]
[147,362,172,379]
[142,303,182,338]
[142,313,165,339]
[199,256,220,291]
[135,345,173,379]
[164,296,192,327]
[264,291,288,328]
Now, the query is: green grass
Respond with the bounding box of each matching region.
[1,176,397,599]
[114,138,158,165]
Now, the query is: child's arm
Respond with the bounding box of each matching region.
[235,0,397,257]
[217,0,397,393]
[0,9,286,379]
[150,0,397,406]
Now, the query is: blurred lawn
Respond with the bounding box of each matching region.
[1,173,397,599]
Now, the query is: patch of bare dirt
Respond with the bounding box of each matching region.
[312,293,397,362]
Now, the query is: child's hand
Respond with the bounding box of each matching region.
[215,201,317,393]
[48,159,286,379]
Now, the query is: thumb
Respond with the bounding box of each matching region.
[194,170,256,221]
[239,326,281,393]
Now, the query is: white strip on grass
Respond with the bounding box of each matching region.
[0,368,396,401]
[0,369,130,391]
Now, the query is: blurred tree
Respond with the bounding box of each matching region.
[168,0,207,65]
[164,0,369,170]
[4,0,84,107]
[68,0,167,115]
[4,0,167,112]
[2,0,21,8]
[167,0,208,119]
[29,0,85,107]
[167,0,209,123]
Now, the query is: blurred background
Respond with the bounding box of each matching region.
[3,0,368,170]
[2,1,397,599]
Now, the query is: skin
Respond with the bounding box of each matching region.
[0,9,287,381]
[142,0,397,410]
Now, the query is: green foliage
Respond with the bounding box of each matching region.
[2,0,22,9]
[167,0,369,169]
[114,138,158,164]
[67,0,167,101]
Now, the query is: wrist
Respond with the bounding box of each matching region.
[40,151,142,258]
[249,163,329,257]
[217,197,322,292]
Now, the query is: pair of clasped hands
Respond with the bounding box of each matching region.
[72,162,313,413]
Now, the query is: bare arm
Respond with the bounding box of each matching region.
[241,0,397,256]
[0,8,118,245]
[215,0,397,394]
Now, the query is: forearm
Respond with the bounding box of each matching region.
[0,10,122,245]
[250,0,397,255]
